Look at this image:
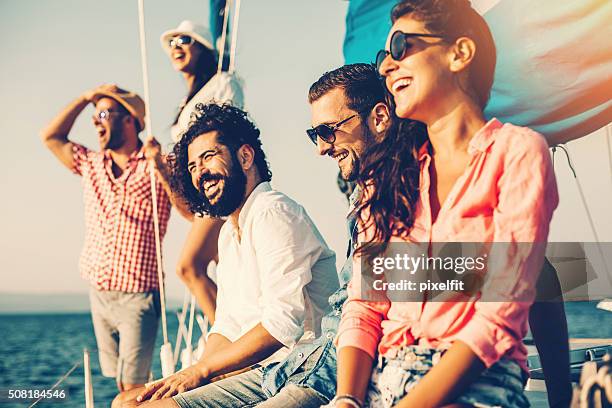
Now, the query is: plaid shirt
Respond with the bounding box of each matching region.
[72,143,171,292]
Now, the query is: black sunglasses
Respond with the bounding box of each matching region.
[169,35,194,48]
[306,112,363,145]
[376,31,444,71]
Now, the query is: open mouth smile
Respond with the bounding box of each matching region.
[391,77,413,93]
[332,151,349,163]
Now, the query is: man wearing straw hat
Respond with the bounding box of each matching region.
[40,84,174,391]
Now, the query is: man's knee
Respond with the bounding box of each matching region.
[122,383,145,392]
[111,390,135,408]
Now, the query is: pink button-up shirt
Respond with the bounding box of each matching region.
[336,119,559,371]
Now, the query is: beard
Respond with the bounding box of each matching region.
[196,153,246,218]
[342,123,375,182]
[103,123,126,151]
[341,153,360,182]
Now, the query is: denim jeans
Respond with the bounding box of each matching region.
[363,346,530,408]
[173,367,325,408]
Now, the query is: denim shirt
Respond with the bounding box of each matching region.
[261,188,359,401]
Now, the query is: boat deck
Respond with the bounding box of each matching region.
[525,340,611,407]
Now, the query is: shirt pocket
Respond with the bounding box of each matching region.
[125,174,153,221]
[127,173,152,204]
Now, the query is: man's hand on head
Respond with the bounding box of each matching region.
[82,83,120,103]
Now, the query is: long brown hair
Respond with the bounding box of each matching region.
[354,93,428,265]
[172,44,218,125]
[354,0,497,265]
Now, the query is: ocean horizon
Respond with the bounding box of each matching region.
[0,301,610,407]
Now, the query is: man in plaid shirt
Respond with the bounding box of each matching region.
[41,84,174,391]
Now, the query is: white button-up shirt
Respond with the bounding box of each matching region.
[209,182,338,356]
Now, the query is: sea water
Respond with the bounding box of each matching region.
[0,302,610,407]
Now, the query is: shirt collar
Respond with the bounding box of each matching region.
[348,185,361,211]
[237,181,272,231]
[417,118,503,161]
[103,146,145,162]
[467,118,502,155]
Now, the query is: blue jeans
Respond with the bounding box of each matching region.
[361,346,530,408]
[173,367,326,408]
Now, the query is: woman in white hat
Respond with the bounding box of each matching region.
[161,20,244,324]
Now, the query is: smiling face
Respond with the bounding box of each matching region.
[92,97,128,151]
[379,15,454,123]
[310,88,372,181]
[186,131,247,217]
[169,37,209,74]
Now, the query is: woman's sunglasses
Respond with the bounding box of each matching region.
[168,35,194,48]
[306,113,361,145]
[376,31,444,71]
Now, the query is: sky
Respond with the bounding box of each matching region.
[0,0,610,302]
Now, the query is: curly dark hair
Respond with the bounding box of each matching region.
[392,0,497,109]
[170,103,272,215]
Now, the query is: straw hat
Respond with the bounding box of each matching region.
[92,87,146,132]
[160,20,215,55]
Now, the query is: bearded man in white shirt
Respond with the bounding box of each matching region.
[112,103,338,408]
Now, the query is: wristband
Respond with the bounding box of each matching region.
[329,394,363,408]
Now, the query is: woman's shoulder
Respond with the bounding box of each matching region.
[490,119,550,156]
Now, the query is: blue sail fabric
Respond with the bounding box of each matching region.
[343,0,395,65]
[342,0,612,143]
[209,0,231,71]
[209,0,227,47]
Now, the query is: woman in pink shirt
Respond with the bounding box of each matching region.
[329,1,559,407]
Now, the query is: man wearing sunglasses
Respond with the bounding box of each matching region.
[40,84,177,392]
[255,63,393,408]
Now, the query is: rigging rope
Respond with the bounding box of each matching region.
[27,361,80,408]
[217,0,232,74]
[174,289,191,365]
[136,0,169,347]
[552,144,612,288]
[606,125,612,194]
[228,0,242,73]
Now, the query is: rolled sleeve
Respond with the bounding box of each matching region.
[253,205,322,348]
[335,259,390,359]
[456,129,559,367]
[71,143,90,176]
[455,302,529,367]
[207,320,240,342]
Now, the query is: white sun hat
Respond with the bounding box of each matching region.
[160,20,215,55]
